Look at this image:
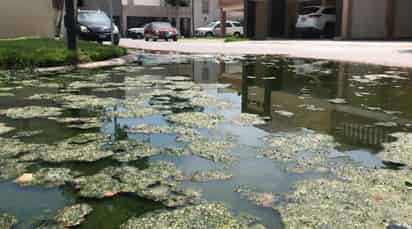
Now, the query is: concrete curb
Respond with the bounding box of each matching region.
[35,53,137,73]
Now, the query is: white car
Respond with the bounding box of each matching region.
[195,21,243,37]
[127,27,145,39]
[296,6,336,38]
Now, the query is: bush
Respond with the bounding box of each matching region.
[0,38,127,69]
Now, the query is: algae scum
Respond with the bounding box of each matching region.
[1,52,412,229]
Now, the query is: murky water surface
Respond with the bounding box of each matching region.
[1,53,411,228]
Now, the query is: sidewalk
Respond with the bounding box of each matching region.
[120,38,412,68]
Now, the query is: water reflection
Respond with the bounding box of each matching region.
[162,55,412,151]
[1,53,412,228]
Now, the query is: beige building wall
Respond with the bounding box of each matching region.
[394,0,412,38]
[0,0,58,39]
[350,0,387,39]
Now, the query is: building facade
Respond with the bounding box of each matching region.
[221,0,412,40]
[0,0,63,39]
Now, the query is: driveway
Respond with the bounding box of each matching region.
[120,38,412,68]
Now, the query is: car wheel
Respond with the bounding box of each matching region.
[233,32,241,37]
[145,37,149,41]
[173,37,178,42]
[205,32,213,37]
[165,38,169,42]
[153,38,157,42]
[324,23,335,39]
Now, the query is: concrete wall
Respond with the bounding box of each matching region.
[81,0,122,16]
[394,0,412,38]
[254,1,268,39]
[349,0,387,39]
[0,0,58,38]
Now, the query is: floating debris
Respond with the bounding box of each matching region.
[12,130,44,138]
[188,140,236,162]
[375,121,398,127]
[0,92,14,97]
[279,166,412,228]
[16,168,76,188]
[37,134,113,163]
[328,98,347,104]
[298,104,325,112]
[379,132,412,166]
[107,107,159,118]
[50,117,102,130]
[127,124,201,142]
[55,204,93,227]
[0,106,63,119]
[232,113,266,126]
[0,123,14,135]
[178,170,233,182]
[120,203,249,229]
[111,140,160,162]
[74,161,199,207]
[274,110,294,118]
[166,112,223,129]
[0,212,18,229]
[127,124,171,134]
[261,130,338,161]
[235,186,276,208]
[0,159,32,181]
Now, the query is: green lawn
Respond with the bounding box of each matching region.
[0,38,127,69]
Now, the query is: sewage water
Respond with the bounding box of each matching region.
[0,52,411,228]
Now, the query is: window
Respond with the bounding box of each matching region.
[232,22,242,27]
[322,8,336,15]
[202,0,209,14]
[225,22,232,28]
[299,7,320,15]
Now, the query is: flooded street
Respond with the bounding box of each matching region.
[0,52,411,229]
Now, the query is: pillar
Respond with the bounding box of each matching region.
[341,0,352,39]
[385,0,395,39]
[220,8,226,36]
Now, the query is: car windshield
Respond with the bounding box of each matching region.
[206,22,218,28]
[299,7,320,15]
[78,11,111,25]
[153,22,172,28]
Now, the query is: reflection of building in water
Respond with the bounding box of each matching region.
[240,58,410,149]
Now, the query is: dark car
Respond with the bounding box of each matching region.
[77,10,120,45]
[144,22,178,42]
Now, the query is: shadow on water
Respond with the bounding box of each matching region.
[1,52,412,228]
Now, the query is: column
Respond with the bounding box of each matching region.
[385,0,395,39]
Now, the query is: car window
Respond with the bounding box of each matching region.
[299,7,320,15]
[232,22,242,27]
[322,8,336,15]
[214,22,220,28]
[225,22,232,27]
[153,22,172,28]
[78,11,111,25]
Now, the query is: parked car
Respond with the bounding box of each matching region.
[77,10,120,45]
[195,21,243,37]
[144,22,178,42]
[295,6,336,38]
[127,26,145,39]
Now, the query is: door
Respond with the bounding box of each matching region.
[268,0,285,37]
[246,1,256,38]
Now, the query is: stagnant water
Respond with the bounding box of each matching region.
[0,52,411,228]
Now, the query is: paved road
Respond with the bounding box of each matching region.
[120,38,412,68]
